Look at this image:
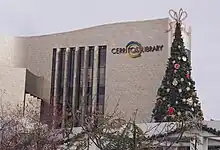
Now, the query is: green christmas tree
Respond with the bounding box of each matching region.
[152,9,203,122]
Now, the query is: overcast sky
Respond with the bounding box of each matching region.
[0,0,219,120]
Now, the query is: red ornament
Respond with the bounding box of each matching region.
[174,64,180,69]
[168,107,175,115]
[186,73,190,79]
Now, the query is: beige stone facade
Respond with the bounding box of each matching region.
[0,18,191,124]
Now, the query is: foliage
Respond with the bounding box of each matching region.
[0,92,62,150]
[152,21,203,122]
[63,106,197,150]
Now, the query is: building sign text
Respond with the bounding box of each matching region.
[111,41,164,58]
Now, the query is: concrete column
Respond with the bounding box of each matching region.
[203,137,208,150]
[188,26,192,50]
[92,46,99,114]
[81,46,89,124]
[72,47,80,124]
[190,137,196,150]
[53,48,61,128]
[61,48,69,128]
[172,147,178,150]
[190,136,206,150]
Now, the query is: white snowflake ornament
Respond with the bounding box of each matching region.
[186,87,190,91]
[182,56,187,61]
[187,98,193,106]
[192,92,197,96]
[172,78,178,86]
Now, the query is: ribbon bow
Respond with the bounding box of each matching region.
[166,8,189,35]
[169,8,188,23]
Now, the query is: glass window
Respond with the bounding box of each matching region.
[87,87,93,95]
[98,86,105,95]
[87,69,93,87]
[97,94,105,114]
[67,48,75,107]
[50,48,57,104]
[86,86,93,116]
[68,48,75,87]
[88,46,94,68]
[79,47,85,68]
[80,69,84,86]
[80,87,83,95]
[58,48,65,103]
[98,67,106,86]
[98,46,107,67]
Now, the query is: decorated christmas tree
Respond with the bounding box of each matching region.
[152,9,203,122]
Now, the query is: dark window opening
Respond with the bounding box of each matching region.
[98,45,107,67]
[74,47,85,127]
[86,87,93,115]
[67,48,75,107]
[86,46,95,116]
[98,86,105,95]
[57,48,65,104]
[88,46,94,68]
[80,47,85,68]
[50,48,57,104]
[96,45,107,114]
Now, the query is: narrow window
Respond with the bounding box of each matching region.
[96,45,107,114]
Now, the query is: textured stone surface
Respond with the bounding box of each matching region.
[0,67,26,111]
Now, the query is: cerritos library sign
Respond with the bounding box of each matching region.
[111,41,164,58]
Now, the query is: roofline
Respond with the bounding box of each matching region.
[17,17,169,38]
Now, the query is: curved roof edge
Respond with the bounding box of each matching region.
[17,17,169,38]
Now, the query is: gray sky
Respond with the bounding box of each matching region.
[0,0,219,120]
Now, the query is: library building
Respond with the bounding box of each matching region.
[0,18,191,127]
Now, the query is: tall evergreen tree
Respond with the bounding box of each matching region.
[152,9,203,122]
